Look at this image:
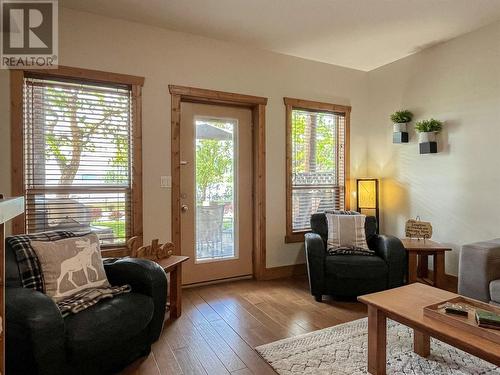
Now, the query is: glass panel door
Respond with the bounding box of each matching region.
[180,102,252,285]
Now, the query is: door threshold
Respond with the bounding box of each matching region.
[182,274,253,288]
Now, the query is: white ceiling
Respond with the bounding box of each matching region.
[61,0,500,71]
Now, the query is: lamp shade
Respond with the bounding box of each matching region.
[357,179,378,209]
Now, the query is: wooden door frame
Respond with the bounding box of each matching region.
[168,85,267,280]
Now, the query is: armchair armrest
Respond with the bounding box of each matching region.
[459,239,500,302]
[104,258,167,342]
[6,287,66,375]
[305,233,327,298]
[368,235,407,288]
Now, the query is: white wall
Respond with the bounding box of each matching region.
[366,21,500,275]
[0,7,370,268]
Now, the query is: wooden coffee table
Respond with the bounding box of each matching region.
[359,283,500,375]
[401,239,452,289]
[156,255,189,322]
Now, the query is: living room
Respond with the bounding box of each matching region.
[0,0,499,374]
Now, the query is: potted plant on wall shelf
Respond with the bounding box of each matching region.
[414,118,443,154]
[390,110,413,143]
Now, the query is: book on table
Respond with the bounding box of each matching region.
[476,309,500,330]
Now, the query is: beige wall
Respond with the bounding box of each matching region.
[366,21,500,276]
[0,8,370,268]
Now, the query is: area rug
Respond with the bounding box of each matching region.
[255,318,499,374]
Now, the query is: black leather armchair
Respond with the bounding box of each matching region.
[305,213,407,301]
[6,237,168,375]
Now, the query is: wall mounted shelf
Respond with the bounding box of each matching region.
[393,132,409,143]
[419,142,438,154]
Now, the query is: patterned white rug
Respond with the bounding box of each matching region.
[255,318,499,374]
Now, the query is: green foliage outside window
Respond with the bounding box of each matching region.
[292,110,335,173]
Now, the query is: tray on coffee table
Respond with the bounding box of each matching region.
[424,296,500,344]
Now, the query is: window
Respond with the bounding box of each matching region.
[284,98,350,243]
[12,67,144,253]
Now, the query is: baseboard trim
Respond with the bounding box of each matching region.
[260,263,307,280]
[182,274,253,288]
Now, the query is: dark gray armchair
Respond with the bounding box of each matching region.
[305,213,407,301]
[6,232,168,375]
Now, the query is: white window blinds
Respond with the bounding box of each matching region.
[23,76,133,246]
[291,108,346,231]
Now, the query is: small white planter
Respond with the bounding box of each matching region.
[418,132,436,143]
[393,123,407,133]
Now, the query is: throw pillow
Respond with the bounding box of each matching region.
[30,233,110,302]
[326,213,374,256]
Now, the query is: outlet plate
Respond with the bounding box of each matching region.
[160,176,172,188]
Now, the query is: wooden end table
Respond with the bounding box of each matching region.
[155,255,189,322]
[401,239,452,289]
[359,283,500,375]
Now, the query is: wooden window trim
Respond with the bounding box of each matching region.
[284,97,351,244]
[10,66,144,257]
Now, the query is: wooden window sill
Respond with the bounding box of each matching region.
[285,231,310,244]
[101,246,130,258]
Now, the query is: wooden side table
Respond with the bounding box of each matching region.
[156,255,189,322]
[400,239,452,289]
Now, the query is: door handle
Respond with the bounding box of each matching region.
[181,204,189,212]
[180,161,189,165]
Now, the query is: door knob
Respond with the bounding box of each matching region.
[181,204,189,212]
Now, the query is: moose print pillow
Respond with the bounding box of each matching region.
[30,233,110,302]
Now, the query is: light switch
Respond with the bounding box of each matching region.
[160,176,172,188]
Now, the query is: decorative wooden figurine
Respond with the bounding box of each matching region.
[127,236,174,260]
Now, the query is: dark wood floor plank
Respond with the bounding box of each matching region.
[151,334,183,375]
[210,319,276,375]
[162,319,189,350]
[231,368,253,375]
[203,282,306,340]
[173,305,231,375]
[184,288,221,323]
[172,346,207,375]
[193,318,247,372]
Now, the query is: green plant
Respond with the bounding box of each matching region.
[414,118,443,133]
[390,110,413,124]
[196,137,233,202]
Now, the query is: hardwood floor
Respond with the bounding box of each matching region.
[121,277,367,375]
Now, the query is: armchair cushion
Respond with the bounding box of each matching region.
[30,233,110,302]
[65,293,153,364]
[326,255,387,279]
[311,212,377,243]
[326,213,373,255]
